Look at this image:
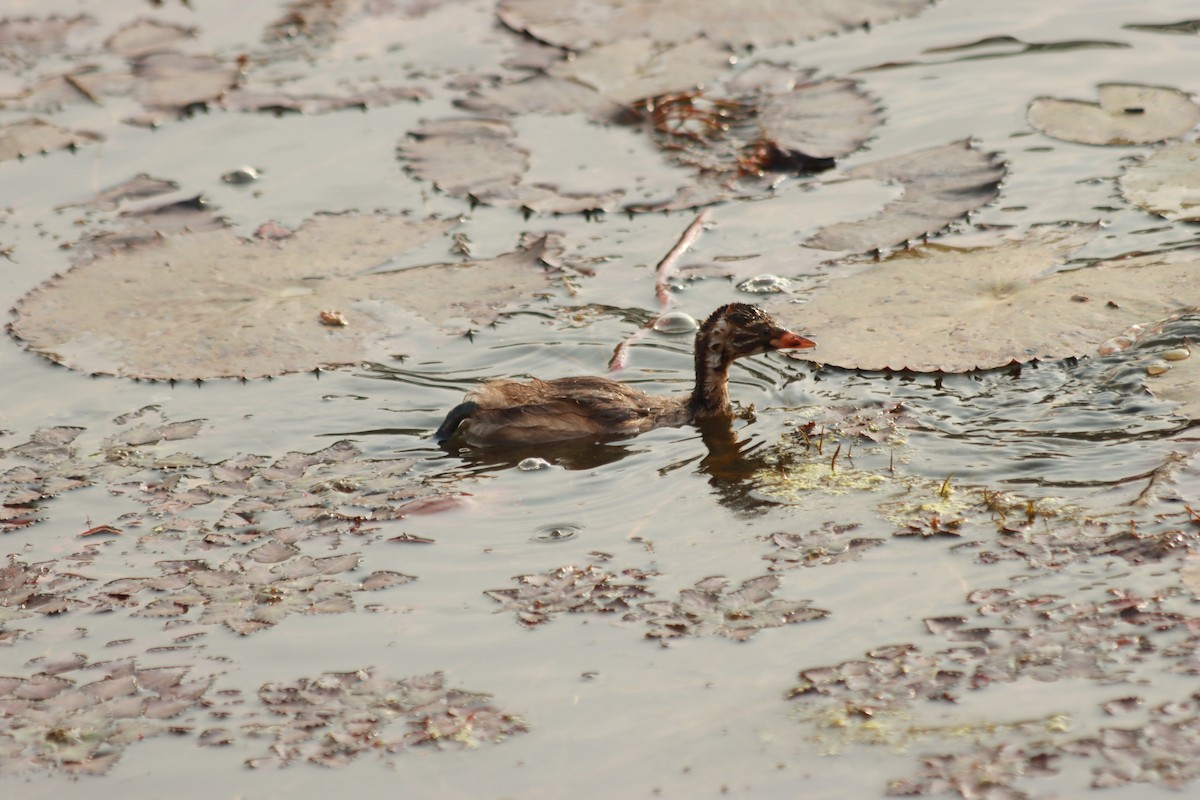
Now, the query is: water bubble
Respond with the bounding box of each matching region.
[222,166,261,185]
[1146,361,1170,376]
[652,311,698,334]
[532,524,581,543]
[737,274,791,293]
[517,457,551,471]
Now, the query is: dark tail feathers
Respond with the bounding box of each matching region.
[434,402,477,443]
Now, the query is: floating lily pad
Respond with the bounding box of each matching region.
[130,52,241,118]
[459,38,732,120]
[245,669,527,767]
[0,118,101,162]
[639,575,828,642]
[1028,84,1200,146]
[105,18,194,57]
[220,84,424,115]
[1119,141,1200,222]
[805,140,1004,252]
[0,15,93,67]
[497,0,933,50]
[639,62,882,179]
[0,657,211,776]
[485,564,652,627]
[9,215,558,380]
[62,173,180,211]
[401,115,703,214]
[780,227,1200,371]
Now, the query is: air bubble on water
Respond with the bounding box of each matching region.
[737,274,791,293]
[653,311,698,334]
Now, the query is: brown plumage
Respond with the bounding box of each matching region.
[435,304,815,446]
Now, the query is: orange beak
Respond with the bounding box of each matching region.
[770,329,816,350]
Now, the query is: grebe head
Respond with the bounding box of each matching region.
[699,303,816,361]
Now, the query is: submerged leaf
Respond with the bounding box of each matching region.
[9,215,556,380]
[497,0,933,50]
[1028,84,1200,146]
[1119,141,1200,222]
[805,140,1004,252]
[0,118,101,161]
[783,227,1200,371]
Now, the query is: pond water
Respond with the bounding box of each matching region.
[3,0,1200,798]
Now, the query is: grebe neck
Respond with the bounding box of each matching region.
[688,316,735,417]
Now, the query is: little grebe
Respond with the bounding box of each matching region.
[435,303,815,446]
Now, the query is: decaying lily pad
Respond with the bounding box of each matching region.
[780,227,1200,371]
[0,15,93,68]
[497,0,933,50]
[639,575,828,642]
[805,140,1004,252]
[887,744,1059,798]
[105,18,194,57]
[401,117,636,214]
[1028,84,1200,146]
[762,523,886,571]
[8,215,559,380]
[1119,141,1200,222]
[62,173,180,211]
[129,52,241,120]
[0,118,101,162]
[244,669,527,767]
[459,37,732,121]
[0,657,211,776]
[106,552,378,635]
[638,62,882,179]
[220,84,424,115]
[485,564,652,627]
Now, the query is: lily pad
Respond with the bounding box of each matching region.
[459,38,732,120]
[105,19,195,57]
[781,227,1200,371]
[497,0,933,50]
[805,140,1004,252]
[0,118,101,162]
[1119,141,1200,222]
[639,62,882,178]
[401,115,707,214]
[8,215,558,380]
[245,669,527,767]
[1028,84,1200,146]
[639,575,828,642]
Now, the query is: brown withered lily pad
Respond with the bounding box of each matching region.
[639,575,828,642]
[0,657,212,776]
[244,669,527,767]
[497,0,933,50]
[0,118,101,161]
[8,215,558,380]
[1028,84,1200,146]
[780,227,1200,371]
[637,62,881,179]
[1119,141,1200,222]
[804,140,1004,252]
